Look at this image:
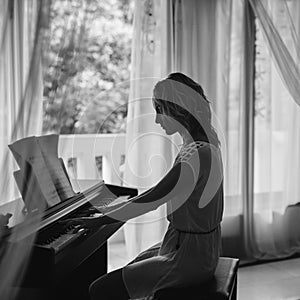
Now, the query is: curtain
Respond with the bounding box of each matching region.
[123,0,177,261]
[246,0,300,259]
[0,0,43,204]
[248,0,300,106]
[171,0,232,194]
[126,0,300,263]
[124,0,234,260]
[171,0,253,259]
[0,1,45,298]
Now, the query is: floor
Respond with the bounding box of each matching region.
[108,241,300,300]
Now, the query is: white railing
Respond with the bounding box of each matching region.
[58,130,287,195]
[58,133,126,185]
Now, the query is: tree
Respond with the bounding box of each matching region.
[42,0,133,134]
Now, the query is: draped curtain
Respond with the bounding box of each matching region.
[161,0,257,261]
[0,1,44,298]
[123,0,177,260]
[247,0,300,260]
[249,0,300,106]
[0,0,43,204]
[125,0,300,263]
[124,0,233,260]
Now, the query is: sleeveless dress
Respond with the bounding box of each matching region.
[122,141,224,300]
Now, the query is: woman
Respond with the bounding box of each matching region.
[89,72,224,300]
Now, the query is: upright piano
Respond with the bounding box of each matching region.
[0,181,137,300]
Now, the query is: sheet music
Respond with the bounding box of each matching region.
[9,136,61,207]
[37,135,76,201]
[8,134,76,209]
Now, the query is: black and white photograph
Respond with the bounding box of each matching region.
[1,0,300,299]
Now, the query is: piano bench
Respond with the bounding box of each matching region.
[154,257,239,300]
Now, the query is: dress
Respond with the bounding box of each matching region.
[122,141,224,300]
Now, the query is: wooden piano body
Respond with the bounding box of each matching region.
[0,182,137,300]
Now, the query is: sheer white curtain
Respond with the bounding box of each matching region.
[249,0,300,106]
[0,0,43,204]
[247,0,300,258]
[171,0,253,258]
[0,1,44,297]
[171,0,233,196]
[124,0,233,260]
[165,0,300,260]
[123,0,177,260]
[124,0,300,262]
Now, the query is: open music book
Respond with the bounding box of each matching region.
[9,134,77,214]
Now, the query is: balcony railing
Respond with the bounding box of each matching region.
[58,130,287,206]
[58,133,126,185]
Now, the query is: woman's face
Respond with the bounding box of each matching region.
[153,99,180,135]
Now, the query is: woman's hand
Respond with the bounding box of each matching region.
[58,212,106,229]
[58,209,123,229]
[99,196,131,215]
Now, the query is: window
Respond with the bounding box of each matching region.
[42,0,134,135]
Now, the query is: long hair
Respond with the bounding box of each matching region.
[153,72,220,147]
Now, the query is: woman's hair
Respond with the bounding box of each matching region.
[153,72,220,147]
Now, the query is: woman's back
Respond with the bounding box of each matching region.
[168,141,224,233]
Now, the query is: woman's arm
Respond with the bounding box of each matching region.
[102,156,201,222]
[58,167,189,228]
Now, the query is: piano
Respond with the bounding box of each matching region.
[0,181,138,300]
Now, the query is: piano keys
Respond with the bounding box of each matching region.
[36,223,89,254]
[0,181,138,300]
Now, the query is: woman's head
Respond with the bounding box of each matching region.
[153,72,220,147]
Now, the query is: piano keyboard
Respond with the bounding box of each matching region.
[38,224,89,253]
[35,196,131,254]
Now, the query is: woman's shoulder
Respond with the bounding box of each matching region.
[176,141,208,163]
[183,141,219,155]
[175,141,221,165]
